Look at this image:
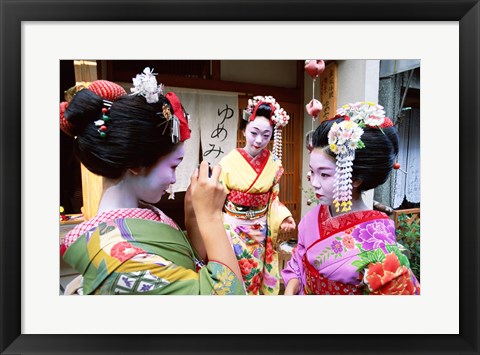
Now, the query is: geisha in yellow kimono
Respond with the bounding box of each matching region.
[218,96,296,295]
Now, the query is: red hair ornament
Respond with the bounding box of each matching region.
[60,101,75,137]
[165,92,191,143]
[88,80,127,101]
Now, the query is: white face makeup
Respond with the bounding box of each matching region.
[243,116,273,157]
[132,143,185,204]
[309,148,337,206]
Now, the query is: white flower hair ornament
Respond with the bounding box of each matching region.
[328,102,394,213]
[130,67,191,147]
[243,95,290,162]
[243,95,290,128]
[130,67,165,104]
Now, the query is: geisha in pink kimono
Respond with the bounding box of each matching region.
[282,102,420,295]
[218,96,296,295]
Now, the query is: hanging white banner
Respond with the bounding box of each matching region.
[165,87,238,193]
[199,92,238,167]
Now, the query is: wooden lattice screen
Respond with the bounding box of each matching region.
[392,208,421,230]
[237,97,302,243]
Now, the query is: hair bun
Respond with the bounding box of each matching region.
[88,80,126,101]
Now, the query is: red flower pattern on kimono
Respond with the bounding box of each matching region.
[239,259,253,276]
[265,238,274,264]
[247,274,262,294]
[341,234,355,250]
[239,258,258,276]
[110,242,144,263]
[370,272,417,295]
[364,252,411,293]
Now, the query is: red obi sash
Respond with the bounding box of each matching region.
[302,254,362,295]
[228,190,270,208]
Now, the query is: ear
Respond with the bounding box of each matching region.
[352,178,363,188]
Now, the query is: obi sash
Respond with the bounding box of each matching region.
[227,189,271,208]
[302,254,362,295]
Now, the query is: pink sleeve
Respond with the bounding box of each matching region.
[280,216,307,294]
[281,205,320,294]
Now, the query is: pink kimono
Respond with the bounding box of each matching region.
[282,205,420,295]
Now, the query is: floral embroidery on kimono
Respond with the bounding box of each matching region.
[282,204,420,295]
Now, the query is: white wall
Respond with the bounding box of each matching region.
[300,60,381,218]
[338,60,380,106]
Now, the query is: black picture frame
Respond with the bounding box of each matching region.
[1,1,479,354]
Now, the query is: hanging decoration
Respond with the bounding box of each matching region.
[304,60,325,151]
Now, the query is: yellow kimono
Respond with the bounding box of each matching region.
[219,148,292,295]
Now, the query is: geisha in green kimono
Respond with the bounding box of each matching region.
[60,68,245,295]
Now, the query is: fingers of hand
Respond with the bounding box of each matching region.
[190,167,199,184]
[281,219,296,232]
[190,166,225,213]
[198,160,210,182]
[210,164,222,181]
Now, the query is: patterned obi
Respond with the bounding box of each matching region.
[302,255,362,295]
[224,199,268,220]
[228,189,270,208]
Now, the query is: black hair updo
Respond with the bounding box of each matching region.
[240,103,274,140]
[65,88,181,179]
[312,117,399,191]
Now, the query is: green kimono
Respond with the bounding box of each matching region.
[63,218,245,295]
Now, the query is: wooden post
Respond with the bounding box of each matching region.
[74,60,103,220]
[319,62,338,123]
[80,164,103,220]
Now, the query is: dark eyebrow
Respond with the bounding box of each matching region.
[309,165,335,171]
[250,127,271,134]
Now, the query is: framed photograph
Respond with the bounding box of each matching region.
[1,0,479,354]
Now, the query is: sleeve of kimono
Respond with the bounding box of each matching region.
[95,257,245,295]
[280,217,306,293]
[268,183,292,243]
[199,261,246,295]
[155,260,246,295]
[268,164,292,235]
